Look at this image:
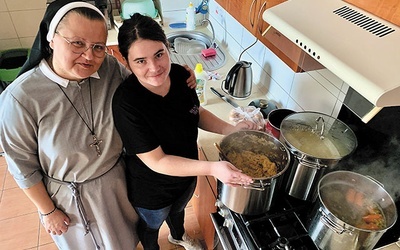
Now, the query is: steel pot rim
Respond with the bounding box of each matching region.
[317,170,398,232]
[280,111,357,161]
[219,130,291,180]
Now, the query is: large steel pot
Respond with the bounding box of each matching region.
[280,111,357,201]
[217,130,290,215]
[308,171,398,250]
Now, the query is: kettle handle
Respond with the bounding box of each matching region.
[221,61,244,95]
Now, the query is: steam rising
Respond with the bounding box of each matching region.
[336,136,400,201]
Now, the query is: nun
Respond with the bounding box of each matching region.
[0,0,139,249]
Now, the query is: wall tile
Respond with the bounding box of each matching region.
[264,49,295,96]
[0,0,7,12]
[332,100,343,118]
[318,69,343,89]
[210,15,226,47]
[225,32,242,62]
[307,69,340,97]
[209,0,225,28]
[286,97,303,111]
[0,12,16,39]
[341,82,349,94]
[241,29,265,65]
[10,9,45,38]
[0,39,21,50]
[338,89,347,103]
[5,0,46,11]
[19,37,35,49]
[291,72,337,115]
[225,12,243,48]
[251,57,263,85]
[267,78,290,108]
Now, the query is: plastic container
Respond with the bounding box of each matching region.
[185,2,196,31]
[194,63,208,105]
[0,48,30,82]
[121,0,158,19]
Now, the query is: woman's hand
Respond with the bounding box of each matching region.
[183,64,197,89]
[235,120,259,131]
[211,161,253,186]
[41,208,70,235]
[223,120,259,135]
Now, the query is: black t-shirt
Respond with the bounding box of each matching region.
[112,64,199,209]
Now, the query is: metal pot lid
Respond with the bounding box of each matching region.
[280,111,357,159]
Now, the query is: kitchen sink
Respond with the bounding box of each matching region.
[166,31,226,71]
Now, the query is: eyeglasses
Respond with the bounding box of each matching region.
[55,32,108,58]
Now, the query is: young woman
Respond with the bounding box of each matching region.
[0,1,195,249]
[113,13,257,250]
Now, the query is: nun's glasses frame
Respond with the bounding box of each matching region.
[55,32,108,58]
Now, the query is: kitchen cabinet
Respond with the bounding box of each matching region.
[344,0,400,26]
[216,0,323,72]
[228,0,260,34]
[192,146,218,250]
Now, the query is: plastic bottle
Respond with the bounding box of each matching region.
[186,2,196,31]
[195,63,208,105]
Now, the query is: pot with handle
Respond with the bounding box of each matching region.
[280,111,357,201]
[308,170,398,250]
[217,130,290,215]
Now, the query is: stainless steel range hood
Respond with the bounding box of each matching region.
[262,0,400,122]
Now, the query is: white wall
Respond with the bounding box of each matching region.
[208,0,349,118]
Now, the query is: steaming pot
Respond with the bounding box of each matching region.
[280,111,357,201]
[308,171,398,250]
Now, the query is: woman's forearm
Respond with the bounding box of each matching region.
[198,107,234,135]
[22,181,56,214]
[137,147,252,185]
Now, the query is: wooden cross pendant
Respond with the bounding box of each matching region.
[89,134,103,156]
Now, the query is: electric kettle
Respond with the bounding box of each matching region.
[222,61,252,99]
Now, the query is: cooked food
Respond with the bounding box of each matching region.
[324,186,386,230]
[226,150,278,178]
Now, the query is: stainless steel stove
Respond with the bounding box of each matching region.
[211,194,319,250]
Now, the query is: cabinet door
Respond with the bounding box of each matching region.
[215,0,229,10]
[192,176,217,250]
[192,147,217,250]
[344,0,400,26]
[228,0,260,33]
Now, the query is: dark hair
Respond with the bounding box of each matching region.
[118,13,168,60]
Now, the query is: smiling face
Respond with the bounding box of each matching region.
[126,38,171,95]
[49,12,107,81]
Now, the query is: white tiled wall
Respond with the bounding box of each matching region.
[208,0,349,118]
[0,0,46,50]
[0,0,119,51]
